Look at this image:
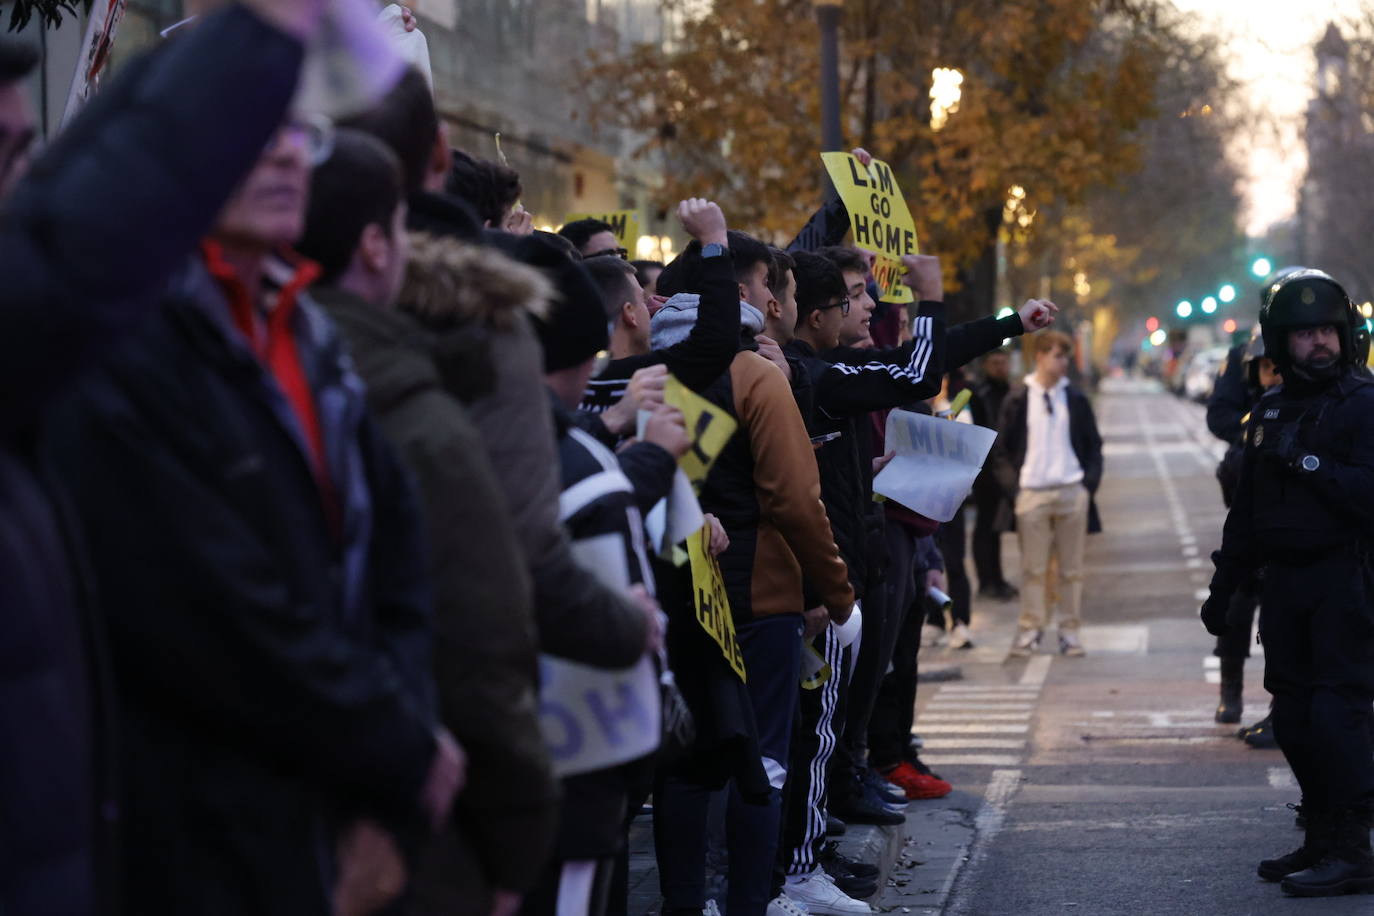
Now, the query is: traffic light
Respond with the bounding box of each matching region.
[1145,316,1160,332]
[1251,257,1272,278]
[1201,296,1218,314]
[1176,300,1193,318]
[1223,318,1237,334]
[1219,284,1236,303]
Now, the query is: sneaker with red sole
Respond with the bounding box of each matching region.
[881,761,952,800]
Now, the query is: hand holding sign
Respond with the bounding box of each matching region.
[902,254,943,303]
[678,198,729,247]
[644,405,691,460]
[1018,298,1059,331]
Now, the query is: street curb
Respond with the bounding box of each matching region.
[843,792,981,914]
[916,664,963,683]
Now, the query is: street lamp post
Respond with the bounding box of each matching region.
[814,0,844,153]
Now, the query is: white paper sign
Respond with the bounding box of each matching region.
[874,409,998,522]
[538,535,661,777]
[644,470,706,557]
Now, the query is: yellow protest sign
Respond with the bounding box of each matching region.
[665,374,737,491]
[563,209,642,251]
[687,524,746,681]
[820,152,920,304]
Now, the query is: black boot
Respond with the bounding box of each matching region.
[1259,807,1329,882]
[1215,658,1244,724]
[1281,808,1374,897]
[1242,714,1279,749]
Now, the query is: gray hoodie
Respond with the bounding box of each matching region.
[650,292,765,350]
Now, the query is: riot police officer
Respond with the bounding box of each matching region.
[1202,269,1374,897]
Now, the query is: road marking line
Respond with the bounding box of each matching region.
[1195,588,1210,601]
[939,685,1043,693]
[945,769,1023,916]
[1269,767,1296,790]
[1019,655,1052,686]
[919,754,1022,766]
[1204,657,1220,668]
[919,738,1027,750]
[920,712,1033,721]
[915,723,1030,734]
[925,703,1036,711]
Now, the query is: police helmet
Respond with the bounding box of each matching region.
[1259,269,1359,368]
[1241,326,1269,387]
[1259,266,1306,309]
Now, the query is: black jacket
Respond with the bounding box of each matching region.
[1212,370,1374,593]
[0,7,303,915]
[784,302,946,596]
[1206,342,1250,445]
[581,252,740,411]
[991,384,1105,534]
[44,262,439,916]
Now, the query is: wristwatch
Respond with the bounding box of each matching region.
[701,242,727,259]
[1299,454,1321,473]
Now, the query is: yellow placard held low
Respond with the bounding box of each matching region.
[563,209,642,251]
[687,524,746,681]
[665,375,737,491]
[820,152,920,304]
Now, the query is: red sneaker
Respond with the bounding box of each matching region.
[882,761,953,800]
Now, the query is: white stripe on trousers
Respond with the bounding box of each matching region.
[787,628,846,875]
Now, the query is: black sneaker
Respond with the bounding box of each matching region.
[862,766,909,806]
[830,791,904,826]
[820,840,881,880]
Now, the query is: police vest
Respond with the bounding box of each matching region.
[1247,377,1373,547]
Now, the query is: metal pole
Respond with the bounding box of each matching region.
[816,3,843,153]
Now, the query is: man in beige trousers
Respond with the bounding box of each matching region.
[991,331,1104,657]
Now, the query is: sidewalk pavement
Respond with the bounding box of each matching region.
[626,789,984,916]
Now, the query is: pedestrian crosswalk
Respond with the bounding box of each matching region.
[915,662,1049,767]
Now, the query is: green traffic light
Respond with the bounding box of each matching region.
[1176,300,1193,318]
[1219,284,1236,303]
[1251,257,1272,278]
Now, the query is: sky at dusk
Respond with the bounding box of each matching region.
[1170,0,1365,236]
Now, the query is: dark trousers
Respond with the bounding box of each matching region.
[656,614,803,916]
[1261,555,1374,813]
[779,628,846,878]
[846,521,919,766]
[931,507,970,628]
[972,486,1008,589]
[868,526,928,769]
[1213,578,1259,660]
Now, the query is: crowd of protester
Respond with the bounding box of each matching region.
[0,4,1080,916]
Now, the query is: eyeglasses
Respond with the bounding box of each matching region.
[818,296,851,317]
[587,247,629,260]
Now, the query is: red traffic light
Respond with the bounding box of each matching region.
[1222,318,1237,334]
[1145,316,1160,333]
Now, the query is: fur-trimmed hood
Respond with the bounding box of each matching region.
[398,232,551,333]
[388,233,554,404]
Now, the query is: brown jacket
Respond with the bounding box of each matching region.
[699,350,854,623]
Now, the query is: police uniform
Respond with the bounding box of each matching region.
[1204,270,1374,897]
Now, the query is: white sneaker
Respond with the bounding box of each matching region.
[703,901,722,916]
[948,623,974,649]
[785,868,873,916]
[1059,631,1086,657]
[1007,628,1041,658]
[920,623,945,648]
[768,893,811,916]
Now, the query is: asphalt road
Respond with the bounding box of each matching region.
[898,378,1371,916]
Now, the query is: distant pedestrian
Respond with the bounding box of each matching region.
[994,331,1104,658]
